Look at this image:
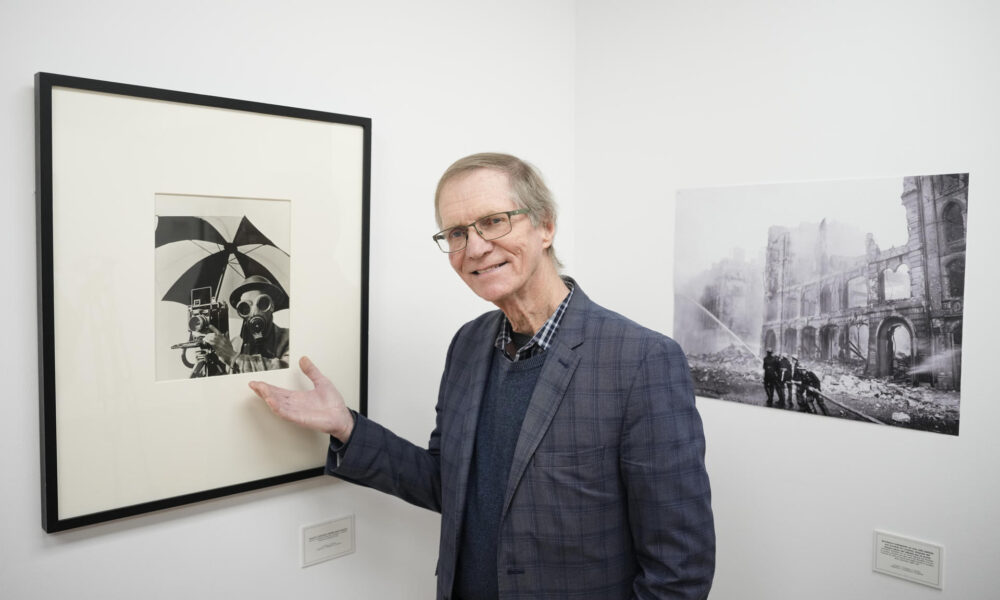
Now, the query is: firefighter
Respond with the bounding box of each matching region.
[763,349,782,406]
[778,354,793,409]
[793,358,829,415]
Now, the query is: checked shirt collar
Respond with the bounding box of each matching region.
[494,277,575,362]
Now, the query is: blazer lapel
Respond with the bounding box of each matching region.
[500,287,589,517]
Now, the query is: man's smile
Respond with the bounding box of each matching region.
[472,261,507,275]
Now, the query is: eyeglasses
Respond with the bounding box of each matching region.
[236,294,272,317]
[432,209,530,253]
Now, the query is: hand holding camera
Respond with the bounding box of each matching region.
[201,325,237,367]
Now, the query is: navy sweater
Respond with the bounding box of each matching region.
[454,348,547,600]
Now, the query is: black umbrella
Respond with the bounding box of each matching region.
[155,215,290,308]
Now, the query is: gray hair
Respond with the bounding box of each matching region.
[434,152,562,268]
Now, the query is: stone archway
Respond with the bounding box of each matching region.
[801,326,818,359]
[847,322,870,363]
[783,327,797,357]
[819,325,838,361]
[876,317,914,379]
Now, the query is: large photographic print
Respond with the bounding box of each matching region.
[674,175,967,435]
[36,73,370,532]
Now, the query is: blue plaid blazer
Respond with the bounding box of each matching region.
[329,284,715,599]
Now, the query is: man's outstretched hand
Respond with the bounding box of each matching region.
[249,356,355,442]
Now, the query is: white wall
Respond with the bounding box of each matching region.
[575,1,1000,598]
[5,1,1000,599]
[0,1,575,598]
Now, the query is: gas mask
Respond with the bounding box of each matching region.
[236,290,274,341]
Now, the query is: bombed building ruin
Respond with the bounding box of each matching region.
[676,249,763,356]
[760,174,967,390]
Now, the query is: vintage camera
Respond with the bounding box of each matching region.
[187,287,229,336]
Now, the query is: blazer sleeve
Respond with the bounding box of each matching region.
[323,332,460,514]
[621,336,715,599]
[324,412,442,512]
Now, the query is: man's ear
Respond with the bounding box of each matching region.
[540,219,555,249]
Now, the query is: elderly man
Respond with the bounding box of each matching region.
[203,274,290,373]
[250,153,715,599]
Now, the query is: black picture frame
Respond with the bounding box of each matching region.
[36,72,370,532]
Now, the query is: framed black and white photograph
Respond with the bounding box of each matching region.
[36,73,370,532]
[674,174,967,436]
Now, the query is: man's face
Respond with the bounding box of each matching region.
[437,168,554,306]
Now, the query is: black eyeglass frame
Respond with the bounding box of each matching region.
[431,208,530,253]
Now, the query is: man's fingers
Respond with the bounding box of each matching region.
[249,381,293,418]
[248,381,270,400]
[249,381,284,407]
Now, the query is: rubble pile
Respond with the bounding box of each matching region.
[687,346,960,434]
[820,370,960,427]
[688,346,759,391]
[690,346,757,374]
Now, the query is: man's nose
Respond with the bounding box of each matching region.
[464,228,493,257]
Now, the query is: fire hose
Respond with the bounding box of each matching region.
[796,382,886,425]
